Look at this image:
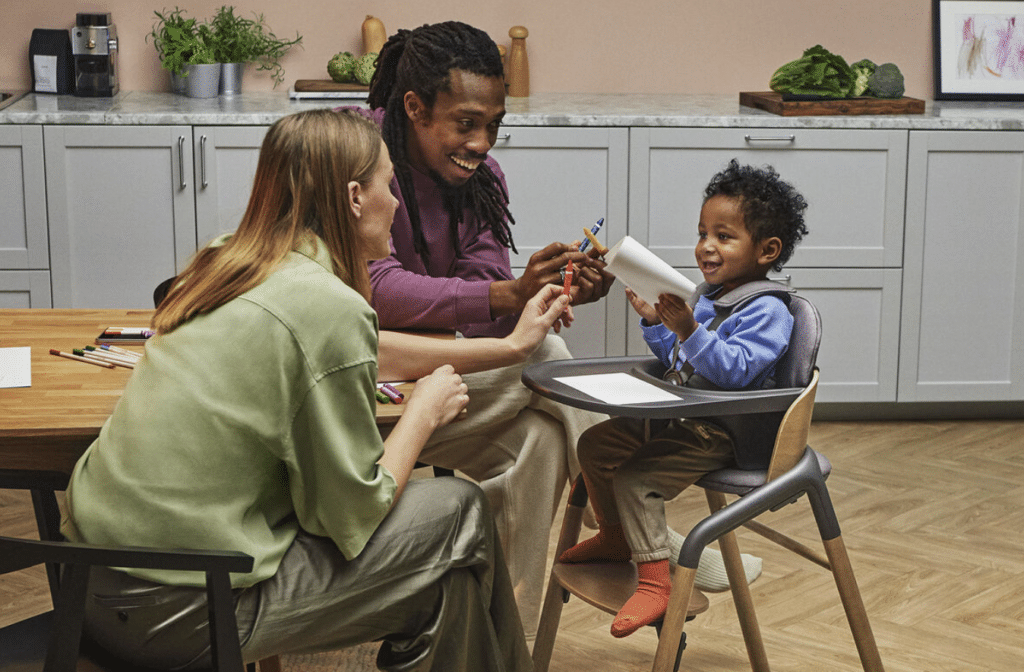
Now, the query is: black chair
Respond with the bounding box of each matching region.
[0,533,254,672]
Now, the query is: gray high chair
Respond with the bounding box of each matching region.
[524,293,884,672]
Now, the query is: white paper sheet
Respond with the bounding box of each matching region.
[554,372,681,405]
[604,235,697,306]
[0,346,32,388]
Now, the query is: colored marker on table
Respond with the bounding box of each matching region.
[577,217,604,253]
[50,348,115,369]
[375,389,391,404]
[379,382,404,404]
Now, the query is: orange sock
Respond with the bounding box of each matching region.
[610,559,671,638]
[558,524,632,564]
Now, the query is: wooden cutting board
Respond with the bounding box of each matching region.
[740,91,925,116]
[294,79,369,93]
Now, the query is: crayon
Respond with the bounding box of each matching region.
[562,260,574,296]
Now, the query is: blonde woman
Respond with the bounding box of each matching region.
[61,109,565,671]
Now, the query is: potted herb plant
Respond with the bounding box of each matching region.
[209,5,303,93]
[147,7,197,94]
[147,7,219,97]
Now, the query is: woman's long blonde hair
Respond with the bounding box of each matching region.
[153,109,383,334]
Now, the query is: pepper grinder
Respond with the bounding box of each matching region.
[507,26,529,97]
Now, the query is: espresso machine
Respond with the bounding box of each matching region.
[70,12,119,96]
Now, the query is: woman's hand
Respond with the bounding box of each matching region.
[655,293,698,341]
[625,288,659,324]
[507,284,572,359]
[404,365,469,431]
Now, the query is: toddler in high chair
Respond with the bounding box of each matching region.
[559,159,809,637]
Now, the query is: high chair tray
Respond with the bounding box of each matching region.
[522,356,801,419]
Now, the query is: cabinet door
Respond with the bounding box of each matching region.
[625,268,901,403]
[492,127,630,357]
[194,126,269,246]
[629,127,908,268]
[901,131,1024,402]
[0,271,51,308]
[44,126,197,309]
[0,126,48,270]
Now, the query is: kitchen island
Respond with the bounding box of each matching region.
[3,92,1023,415]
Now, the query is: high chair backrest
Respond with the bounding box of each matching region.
[694,290,822,470]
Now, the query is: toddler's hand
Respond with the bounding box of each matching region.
[655,293,698,341]
[625,288,659,325]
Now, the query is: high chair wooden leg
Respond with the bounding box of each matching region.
[532,476,588,671]
[258,655,282,672]
[652,564,697,672]
[707,490,770,672]
[823,536,885,672]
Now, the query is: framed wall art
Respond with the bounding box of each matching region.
[934,0,1024,100]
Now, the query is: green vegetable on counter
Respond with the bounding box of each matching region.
[866,63,905,99]
[849,59,876,97]
[328,51,356,83]
[353,52,378,86]
[769,45,855,99]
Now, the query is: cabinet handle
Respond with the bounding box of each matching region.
[200,135,208,188]
[744,134,795,143]
[770,274,793,287]
[496,133,511,142]
[177,136,186,190]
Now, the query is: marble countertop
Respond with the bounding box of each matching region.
[3,91,1024,130]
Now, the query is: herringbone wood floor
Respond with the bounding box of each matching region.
[3,420,1023,671]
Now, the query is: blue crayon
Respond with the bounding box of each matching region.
[578,217,605,253]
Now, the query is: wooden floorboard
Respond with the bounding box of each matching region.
[2,420,1023,671]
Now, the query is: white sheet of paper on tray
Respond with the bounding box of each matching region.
[604,235,698,306]
[554,372,680,405]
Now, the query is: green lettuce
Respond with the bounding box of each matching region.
[769,45,855,98]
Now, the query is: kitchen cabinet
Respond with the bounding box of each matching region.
[193,126,269,246]
[0,126,48,270]
[628,127,908,268]
[626,127,908,402]
[0,271,51,308]
[493,126,630,358]
[43,126,197,309]
[900,131,1024,402]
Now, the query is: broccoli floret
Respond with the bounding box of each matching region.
[353,52,378,86]
[849,59,876,97]
[867,63,905,98]
[328,52,356,83]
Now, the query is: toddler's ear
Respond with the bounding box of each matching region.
[758,237,782,266]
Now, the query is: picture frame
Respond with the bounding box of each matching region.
[934,0,1024,100]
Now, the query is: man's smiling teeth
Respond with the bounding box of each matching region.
[450,155,480,171]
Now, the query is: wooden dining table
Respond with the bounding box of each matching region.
[0,309,415,479]
[0,308,421,589]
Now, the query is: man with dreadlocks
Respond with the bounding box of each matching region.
[344,20,614,638]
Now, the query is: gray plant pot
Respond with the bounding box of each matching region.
[220,62,246,95]
[169,69,187,95]
[185,63,221,99]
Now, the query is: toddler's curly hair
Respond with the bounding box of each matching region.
[704,159,809,272]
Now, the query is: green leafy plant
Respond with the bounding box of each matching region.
[147,8,205,75]
[208,5,302,86]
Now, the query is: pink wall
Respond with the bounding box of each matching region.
[4,1,933,98]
